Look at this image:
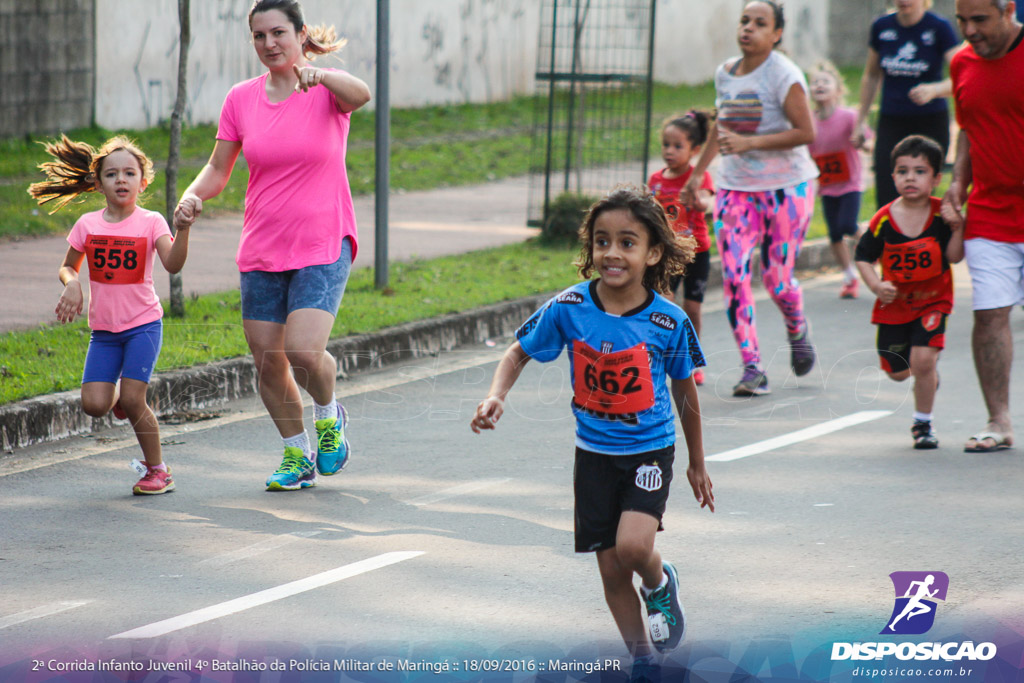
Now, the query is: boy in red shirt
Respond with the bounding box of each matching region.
[855,135,964,449]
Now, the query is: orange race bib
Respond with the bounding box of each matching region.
[572,340,656,415]
[85,235,147,285]
[814,151,852,186]
[882,239,942,283]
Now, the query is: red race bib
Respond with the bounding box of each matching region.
[85,235,147,285]
[572,341,656,415]
[814,151,852,186]
[882,239,942,283]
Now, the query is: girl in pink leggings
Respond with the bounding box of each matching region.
[684,0,819,396]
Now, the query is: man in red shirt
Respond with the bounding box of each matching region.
[943,0,1024,452]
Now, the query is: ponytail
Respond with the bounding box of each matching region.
[663,110,713,147]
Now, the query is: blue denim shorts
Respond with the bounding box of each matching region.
[82,319,163,385]
[240,237,353,324]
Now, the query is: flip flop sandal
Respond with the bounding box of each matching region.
[964,431,1012,453]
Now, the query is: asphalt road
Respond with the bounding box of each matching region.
[2,267,1022,682]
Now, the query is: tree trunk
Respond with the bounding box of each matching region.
[166,0,190,317]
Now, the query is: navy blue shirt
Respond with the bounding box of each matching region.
[870,11,959,116]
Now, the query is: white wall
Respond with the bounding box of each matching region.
[95,0,828,130]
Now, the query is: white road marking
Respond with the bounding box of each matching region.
[404,478,510,506]
[198,530,322,567]
[0,601,91,630]
[707,410,892,462]
[108,551,424,639]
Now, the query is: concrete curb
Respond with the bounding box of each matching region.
[0,238,838,453]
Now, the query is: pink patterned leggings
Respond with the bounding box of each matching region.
[714,183,814,369]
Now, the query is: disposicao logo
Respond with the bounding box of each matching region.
[831,571,997,663]
[881,571,948,635]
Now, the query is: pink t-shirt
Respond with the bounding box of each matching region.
[67,208,171,333]
[217,70,358,272]
[807,106,864,197]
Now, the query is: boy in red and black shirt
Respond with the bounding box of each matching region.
[855,135,964,450]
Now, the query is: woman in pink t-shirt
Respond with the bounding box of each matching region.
[175,0,371,492]
[30,135,191,496]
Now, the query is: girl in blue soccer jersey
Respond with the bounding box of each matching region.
[471,185,714,670]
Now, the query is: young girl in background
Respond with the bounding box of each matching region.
[649,111,714,385]
[29,135,191,495]
[471,186,714,676]
[808,60,870,299]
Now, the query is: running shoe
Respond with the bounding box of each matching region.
[315,402,350,475]
[644,561,686,653]
[788,325,817,377]
[733,365,770,397]
[133,466,175,495]
[112,400,127,420]
[912,420,939,450]
[693,369,705,386]
[839,279,859,299]
[266,447,317,491]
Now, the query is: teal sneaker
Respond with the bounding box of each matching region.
[265,447,316,491]
[315,403,350,475]
[644,561,686,653]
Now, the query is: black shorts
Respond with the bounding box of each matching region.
[877,311,947,374]
[669,250,711,303]
[573,445,674,553]
[821,192,862,244]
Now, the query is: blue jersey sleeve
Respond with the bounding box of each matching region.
[664,316,707,380]
[515,297,566,363]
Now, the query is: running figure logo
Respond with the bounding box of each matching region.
[881,571,949,635]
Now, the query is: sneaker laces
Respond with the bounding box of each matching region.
[740,365,763,383]
[644,587,677,626]
[274,451,309,475]
[317,423,341,453]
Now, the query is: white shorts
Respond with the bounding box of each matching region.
[964,238,1024,310]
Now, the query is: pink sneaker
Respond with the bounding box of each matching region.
[112,400,127,420]
[133,466,175,495]
[693,369,705,386]
[839,279,859,299]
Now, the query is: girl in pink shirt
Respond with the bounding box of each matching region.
[808,60,872,299]
[29,135,191,495]
[175,0,371,492]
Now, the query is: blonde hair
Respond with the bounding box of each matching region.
[248,0,347,59]
[810,59,848,101]
[575,185,696,296]
[27,135,154,213]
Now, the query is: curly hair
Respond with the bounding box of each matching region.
[27,134,154,213]
[575,185,696,296]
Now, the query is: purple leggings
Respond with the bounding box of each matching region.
[715,183,814,368]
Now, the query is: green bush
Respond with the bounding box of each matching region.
[541,192,598,245]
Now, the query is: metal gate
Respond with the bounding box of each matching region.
[527,0,658,227]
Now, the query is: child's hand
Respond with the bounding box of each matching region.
[940,194,965,231]
[686,464,715,513]
[174,195,203,227]
[470,397,504,433]
[874,281,898,306]
[55,281,83,324]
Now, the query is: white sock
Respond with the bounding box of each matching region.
[283,431,311,457]
[844,266,858,283]
[640,570,669,597]
[913,412,933,423]
[314,399,338,421]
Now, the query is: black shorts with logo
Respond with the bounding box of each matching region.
[573,445,675,553]
[877,311,947,374]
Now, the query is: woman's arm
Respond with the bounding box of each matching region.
[174,139,242,226]
[293,65,371,113]
[717,82,815,155]
[854,48,883,146]
[908,46,959,105]
[682,122,720,210]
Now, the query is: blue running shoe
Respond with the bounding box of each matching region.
[644,561,686,653]
[266,447,316,491]
[315,402,350,475]
[629,654,660,683]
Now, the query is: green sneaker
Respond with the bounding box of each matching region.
[266,446,316,491]
[315,403,350,475]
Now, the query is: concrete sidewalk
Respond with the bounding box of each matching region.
[0,176,536,333]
